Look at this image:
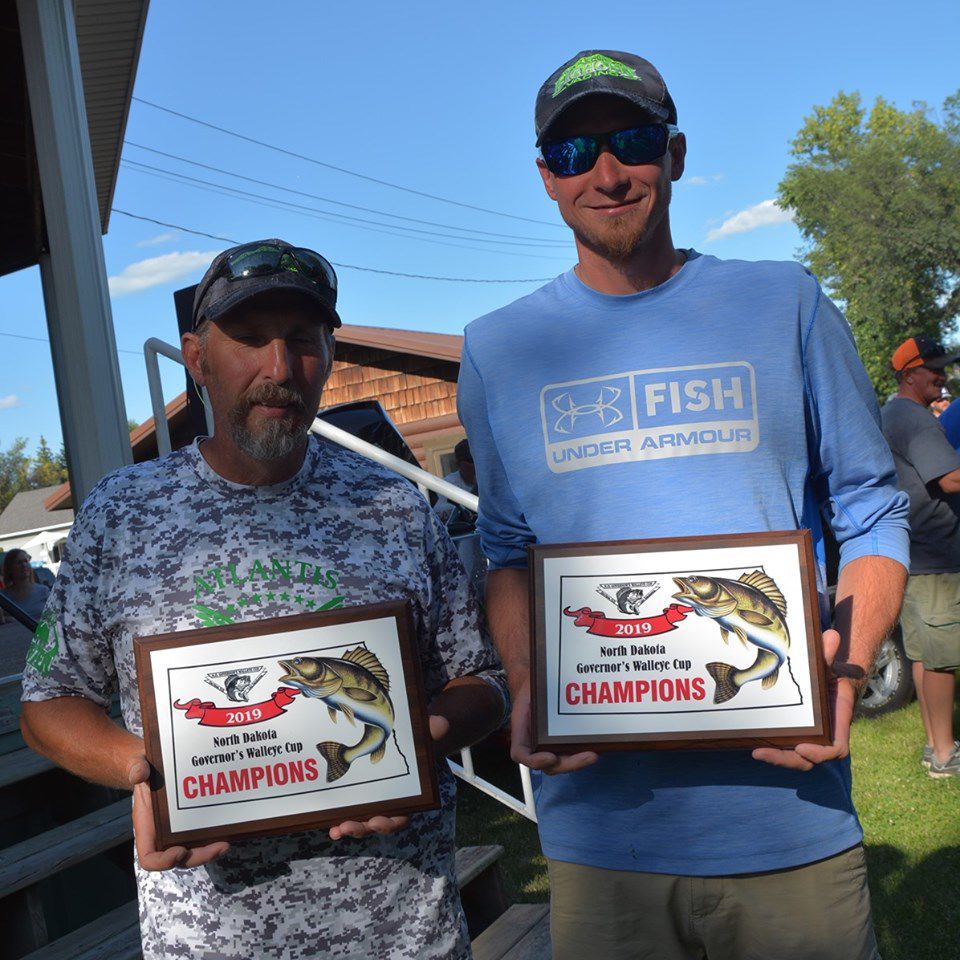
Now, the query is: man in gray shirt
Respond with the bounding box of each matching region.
[21,239,509,958]
[881,336,960,777]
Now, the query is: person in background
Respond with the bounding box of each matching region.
[936,391,960,450]
[930,388,952,418]
[880,337,960,778]
[433,439,478,524]
[1,549,50,621]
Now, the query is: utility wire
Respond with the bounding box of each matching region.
[132,96,562,229]
[120,159,565,252]
[112,211,556,283]
[119,162,570,262]
[0,329,142,356]
[124,141,569,246]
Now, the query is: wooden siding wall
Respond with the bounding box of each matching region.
[323,346,460,427]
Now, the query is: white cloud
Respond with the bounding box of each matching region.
[683,173,724,188]
[136,232,179,247]
[706,199,794,241]
[108,250,222,297]
[0,395,22,411]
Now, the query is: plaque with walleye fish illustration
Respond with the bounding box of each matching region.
[134,601,437,848]
[529,531,831,752]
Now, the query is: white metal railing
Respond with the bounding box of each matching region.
[143,338,214,454]
[143,338,536,823]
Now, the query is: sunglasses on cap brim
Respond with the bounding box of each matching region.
[541,123,679,177]
[195,242,339,324]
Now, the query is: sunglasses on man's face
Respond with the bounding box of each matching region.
[540,123,679,177]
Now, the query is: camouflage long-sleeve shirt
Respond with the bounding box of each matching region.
[21,436,507,960]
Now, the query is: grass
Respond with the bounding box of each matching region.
[455,704,960,958]
[852,703,960,960]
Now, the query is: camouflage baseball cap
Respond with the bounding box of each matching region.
[535,50,677,146]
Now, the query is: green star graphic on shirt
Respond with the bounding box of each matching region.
[249,593,262,604]
[226,605,238,616]
[237,596,249,607]
[305,599,316,609]
[266,592,276,601]
[279,592,290,602]
[293,594,304,604]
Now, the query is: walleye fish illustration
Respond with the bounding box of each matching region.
[672,571,790,704]
[278,648,395,783]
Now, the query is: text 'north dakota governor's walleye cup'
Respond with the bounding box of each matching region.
[135,601,437,848]
[530,532,832,751]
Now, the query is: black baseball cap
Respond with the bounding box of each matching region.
[535,50,677,146]
[191,239,341,331]
[891,336,960,372]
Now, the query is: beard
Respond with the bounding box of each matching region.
[227,383,310,462]
[566,181,672,262]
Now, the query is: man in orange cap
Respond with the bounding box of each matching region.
[881,336,960,778]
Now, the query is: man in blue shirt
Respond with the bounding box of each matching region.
[457,50,909,960]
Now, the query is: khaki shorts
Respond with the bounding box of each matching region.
[548,845,880,960]
[900,572,960,670]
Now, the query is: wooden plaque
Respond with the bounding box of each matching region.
[134,601,438,848]
[530,531,832,752]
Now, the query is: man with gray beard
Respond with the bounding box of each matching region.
[21,239,508,959]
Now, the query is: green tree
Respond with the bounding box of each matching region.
[0,438,30,513]
[778,90,960,395]
[28,435,68,489]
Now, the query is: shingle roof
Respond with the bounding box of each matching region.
[0,487,75,538]
[336,325,463,362]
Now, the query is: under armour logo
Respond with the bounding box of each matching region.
[552,386,624,434]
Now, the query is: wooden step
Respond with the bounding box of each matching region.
[472,903,550,960]
[0,748,56,791]
[21,901,141,960]
[456,844,508,939]
[0,798,132,897]
[5,838,504,957]
[455,843,504,887]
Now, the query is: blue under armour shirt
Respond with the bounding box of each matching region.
[457,252,909,875]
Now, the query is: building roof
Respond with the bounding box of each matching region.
[0,0,149,277]
[336,325,463,363]
[0,486,75,538]
[42,325,464,512]
[44,391,188,512]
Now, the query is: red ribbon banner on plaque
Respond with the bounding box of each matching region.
[563,604,694,638]
[173,687,301,727]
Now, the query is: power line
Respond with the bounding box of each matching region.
[124,141,569,246]
[119,163,567,262]
[132,96,563,229]
[0,329,142,357]
[112,211,556,283]
[120,158,569,254]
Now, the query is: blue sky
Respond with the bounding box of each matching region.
[2,0,958,453]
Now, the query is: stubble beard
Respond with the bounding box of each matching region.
[567,182,671,263]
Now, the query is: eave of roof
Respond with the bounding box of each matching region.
[336,325,463,363]
[0,0,149,277]
[44,391,187,512]
[42,325,463,512]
